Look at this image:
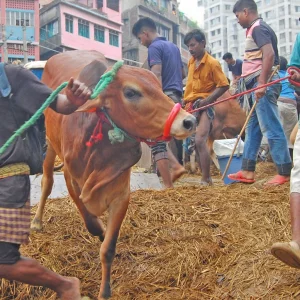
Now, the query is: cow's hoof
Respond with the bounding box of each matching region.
[30,218,43,231]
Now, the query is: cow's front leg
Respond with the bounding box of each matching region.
[31,142,56,231]
[98,194,130,299]
[65,172,106,241]
[83,208,106,242]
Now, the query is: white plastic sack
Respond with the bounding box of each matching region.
[213,138,244,157]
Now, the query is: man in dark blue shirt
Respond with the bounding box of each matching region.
[132,17,186,188]
[223,52,243,81]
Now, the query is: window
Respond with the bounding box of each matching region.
[278,6,285,16]
[217,28,221,34]
[65,14,73,33]
[296,18,300,26]
[97,0,103,9]
[160,0,167,8]
[124,49,139,66]
[279,19,285,29]
[225,4,230,10]
[40,26,46,41]
[156,23,169,40]
[181,34,188,50]
[40,20,58,40]
[210,16,220,26]
[210,5,220,13]
[256,1,261,7]
[94,25,105,42]
[78,19,89,38]
[265,0,271,4]
[265,11,271,18]
[280,46,286,55]
[107,0,119,11]
[279,32,285,42]
[6,11,34,27]
[211,30,215,36]
[109,29,119,47]
[296,6,300,12]
[47,20,58,37]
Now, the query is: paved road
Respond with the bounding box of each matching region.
[30,172,162,206]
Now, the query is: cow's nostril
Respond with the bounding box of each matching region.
[183,116,196,131]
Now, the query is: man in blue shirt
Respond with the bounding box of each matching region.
[222,52,243,81]
[271,33,300,268]
[132,17,186,188]
[277,56,298,159]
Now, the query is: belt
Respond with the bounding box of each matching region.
[278,97,297,107]
[164,90,182,97]
[0,163,30,179]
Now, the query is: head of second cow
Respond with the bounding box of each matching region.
[32,50,196,300]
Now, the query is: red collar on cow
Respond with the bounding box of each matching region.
[86,103,181,147]
[135,103,181,145]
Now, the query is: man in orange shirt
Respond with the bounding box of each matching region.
[184,29,229,185]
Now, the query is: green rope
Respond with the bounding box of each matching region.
[0,60,125,156]
[102,110,136,144]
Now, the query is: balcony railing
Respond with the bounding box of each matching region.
[143,0,178,22]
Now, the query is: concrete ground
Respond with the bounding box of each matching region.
[30,172,162,206]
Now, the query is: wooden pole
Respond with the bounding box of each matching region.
[221,66,279,181]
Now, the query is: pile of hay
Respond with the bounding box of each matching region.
[1,162,299,300]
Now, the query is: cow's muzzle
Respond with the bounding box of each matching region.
[163,103,196,140]
[137,104,196,145]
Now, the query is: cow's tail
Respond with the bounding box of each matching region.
[54,163,64,171]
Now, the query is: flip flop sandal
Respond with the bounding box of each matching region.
[227,171,255,183]
[265,175,290,186]
[271,241,300,268]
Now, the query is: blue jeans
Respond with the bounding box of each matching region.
[242,74,292,175]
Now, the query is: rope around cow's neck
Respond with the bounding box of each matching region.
[0,61,124,156]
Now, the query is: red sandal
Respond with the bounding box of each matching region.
[227,171,255,183]
[264,175,290,186]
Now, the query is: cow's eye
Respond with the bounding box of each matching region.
[123,88,141,101]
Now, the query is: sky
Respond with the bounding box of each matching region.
[178,1,205,27]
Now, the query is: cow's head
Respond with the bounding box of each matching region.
[77,62,196,140]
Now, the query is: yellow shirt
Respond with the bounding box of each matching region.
[184,52,229,102]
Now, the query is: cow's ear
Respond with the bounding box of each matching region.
[76,96,105,112]
[78,60,107,89]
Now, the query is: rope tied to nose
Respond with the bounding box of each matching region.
[187,66,300,114]
[0,60,125,156]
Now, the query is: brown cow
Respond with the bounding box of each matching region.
[30,50,196,299]
[185,91,247,171]
[210,90,246,143]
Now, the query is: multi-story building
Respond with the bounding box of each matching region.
[197,0,234,73]
[122,0,197,69]
[198,0,299,76]
[39,0,122,64]
[0,0,40,63]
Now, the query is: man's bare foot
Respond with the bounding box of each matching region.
[171,166,187,182]
[57,277,81,300]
